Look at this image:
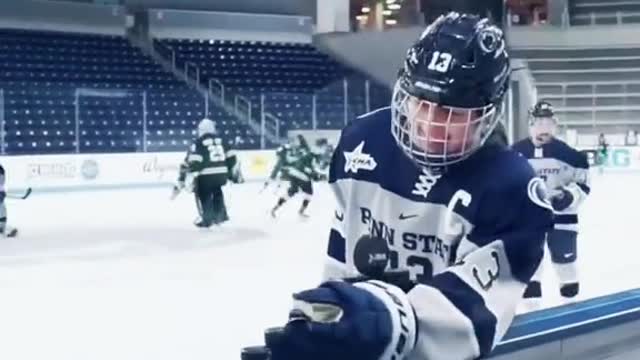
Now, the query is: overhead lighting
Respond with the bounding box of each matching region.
[386,0,396,3]
[382,9,392,15]
[361,6,370,13]
[385,19,397,25]
[355,15,368,21]
[388,3,401,10]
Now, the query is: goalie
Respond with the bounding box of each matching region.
[173,118,243,228]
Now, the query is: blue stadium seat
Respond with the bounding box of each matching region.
[156,37,390,133]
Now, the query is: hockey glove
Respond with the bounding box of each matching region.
[550,187,574,211]
[267,280,417,360]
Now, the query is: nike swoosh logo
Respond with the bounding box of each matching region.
[399,213,418,220]
[335,211,344,221]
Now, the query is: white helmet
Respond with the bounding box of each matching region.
[197,118,216,137]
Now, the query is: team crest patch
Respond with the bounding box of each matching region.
[527,177,553,210]
[344,141,377,174]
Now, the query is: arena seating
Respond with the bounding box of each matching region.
[155,38,390,132]
[512,47,640,131]
[0,29,389,155]
[0,29,260,154]
[570,0,640,25]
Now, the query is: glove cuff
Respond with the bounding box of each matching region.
[355,280,417,360]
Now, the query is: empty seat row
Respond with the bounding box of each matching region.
[0,28,389,154]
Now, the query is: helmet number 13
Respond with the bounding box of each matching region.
[428,51,453,73]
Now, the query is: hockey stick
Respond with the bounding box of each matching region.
[7,187,32,200]
[169,185,182,200]
[258,181,270,194]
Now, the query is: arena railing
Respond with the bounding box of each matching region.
[490,288,640,359]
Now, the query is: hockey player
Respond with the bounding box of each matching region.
[270,143,317,218]
[261,141,293,193]
[175,118,242,228]
[597,133,608,156]
[597,132,609,169]
[512,101,590,301]
[313,138,335,181]
[0,165,17,238]
[258,13,554,360]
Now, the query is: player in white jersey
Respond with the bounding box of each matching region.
[244,13,555,360]
[512,101,591,300]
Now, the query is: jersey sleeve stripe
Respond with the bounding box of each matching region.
[408,283,481,359]
[199,166,230,175]
[327,229,346,263]
[187,154,203,162]
[554,223,578,232]
[554,214,578,225]
[427,272,498,356]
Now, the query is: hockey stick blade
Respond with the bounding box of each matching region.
[7,187,32,200]
[169,186,181,200]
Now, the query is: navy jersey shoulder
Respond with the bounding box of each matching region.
[549,138,589,169]
[465,148,544,235]
[512,137,588,169]
[511,138,534,155]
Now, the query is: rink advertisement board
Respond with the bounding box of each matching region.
[0,150,277,192]
[581,146,640,173]
[4,146,639,191]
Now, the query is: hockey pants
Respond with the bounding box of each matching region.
[195,177,228,226]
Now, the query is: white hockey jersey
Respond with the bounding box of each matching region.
[323,108,554,360]
[512,137,590,231]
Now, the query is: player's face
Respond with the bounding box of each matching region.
[529,117,556,146]
[391,83,498,169]
[405,97,480,155]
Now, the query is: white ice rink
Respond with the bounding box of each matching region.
[0,173,637,360]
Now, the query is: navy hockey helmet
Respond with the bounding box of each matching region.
[528,100,557,146]
[529,100,556,122]
[391,12,511,171]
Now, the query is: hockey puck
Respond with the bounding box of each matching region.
[240,346,271,360]
[353,235,389,279]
